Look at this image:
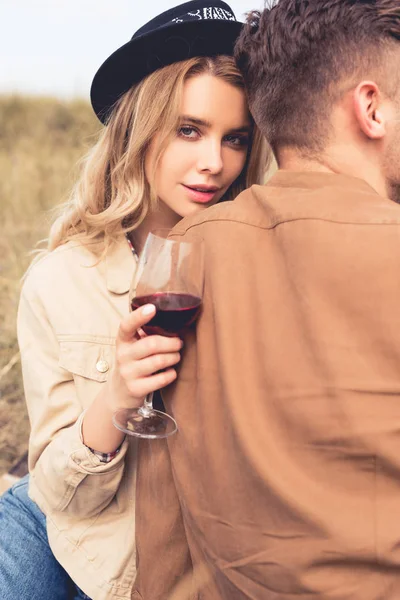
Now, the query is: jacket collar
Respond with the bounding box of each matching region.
[105,236,137,295]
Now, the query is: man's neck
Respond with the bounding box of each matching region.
[276,147,388,199]
[276,150,334,175]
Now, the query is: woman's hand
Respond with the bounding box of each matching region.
[107,304,183,411]
[83,304,182,453]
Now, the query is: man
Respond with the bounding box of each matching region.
[133,1,400,598]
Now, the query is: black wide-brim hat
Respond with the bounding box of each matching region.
[90,0,243,123]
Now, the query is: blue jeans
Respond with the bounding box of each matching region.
[0,475,91,600]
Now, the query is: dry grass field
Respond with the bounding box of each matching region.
[0,95,99,472]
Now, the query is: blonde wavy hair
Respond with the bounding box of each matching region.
[47,55,270,255]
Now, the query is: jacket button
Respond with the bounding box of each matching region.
[96,359,109,373]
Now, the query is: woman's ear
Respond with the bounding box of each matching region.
[353,81,386,140]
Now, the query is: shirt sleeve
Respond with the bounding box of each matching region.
[17,273,129,519]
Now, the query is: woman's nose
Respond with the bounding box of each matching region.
[197,140,223,174]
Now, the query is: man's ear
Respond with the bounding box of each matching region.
[353,81,386,140]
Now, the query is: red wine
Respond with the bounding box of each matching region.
[132,292,202,336]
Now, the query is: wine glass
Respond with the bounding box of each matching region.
[112,229,204,439]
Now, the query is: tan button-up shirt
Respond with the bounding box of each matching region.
[134,172,400,600]
[17,238,138,600]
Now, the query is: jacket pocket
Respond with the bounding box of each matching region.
[58,335,116,412]
[58,335,116,383]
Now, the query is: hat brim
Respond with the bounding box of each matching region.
[91,19,242,123]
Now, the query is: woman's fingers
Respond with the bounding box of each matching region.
[134,335,183,360]
[127,351,181,379]
[118,304,156,341]
[119,334,183,362]
[115,306,183,402]
[125,368,178,399]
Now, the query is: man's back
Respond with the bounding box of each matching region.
[134,171,400,599]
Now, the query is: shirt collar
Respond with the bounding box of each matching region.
[267,170,380,196]
[105,236,137,295]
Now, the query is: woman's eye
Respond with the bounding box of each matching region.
[178,126,199,139]
[224,134,249,148]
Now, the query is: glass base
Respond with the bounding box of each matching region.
[112,407,178,439]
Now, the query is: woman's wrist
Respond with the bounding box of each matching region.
[81,384,126,454]
[85,443,124,464]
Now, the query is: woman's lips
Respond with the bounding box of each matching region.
[182,184,220,204]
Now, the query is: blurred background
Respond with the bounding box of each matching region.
[0,0,263,473]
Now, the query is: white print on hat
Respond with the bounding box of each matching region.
[171,7,235,24]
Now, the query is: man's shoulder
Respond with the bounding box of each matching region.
[171,185,268,237]
[172,172,400,240]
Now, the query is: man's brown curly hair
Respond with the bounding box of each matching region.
[235,0,400,155]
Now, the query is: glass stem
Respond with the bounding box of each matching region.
[138,392,154,418]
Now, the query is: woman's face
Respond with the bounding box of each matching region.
[145,73,251,225]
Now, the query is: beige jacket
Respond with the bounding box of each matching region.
[17,238,140,600]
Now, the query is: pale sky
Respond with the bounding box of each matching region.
[1,0,263,99]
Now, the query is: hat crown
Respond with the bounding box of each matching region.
[91,0,241,123]
[133,0,236,39]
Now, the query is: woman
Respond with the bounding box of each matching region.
[0,2,269,599]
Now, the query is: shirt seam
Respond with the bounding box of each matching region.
[171,215,400,236]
